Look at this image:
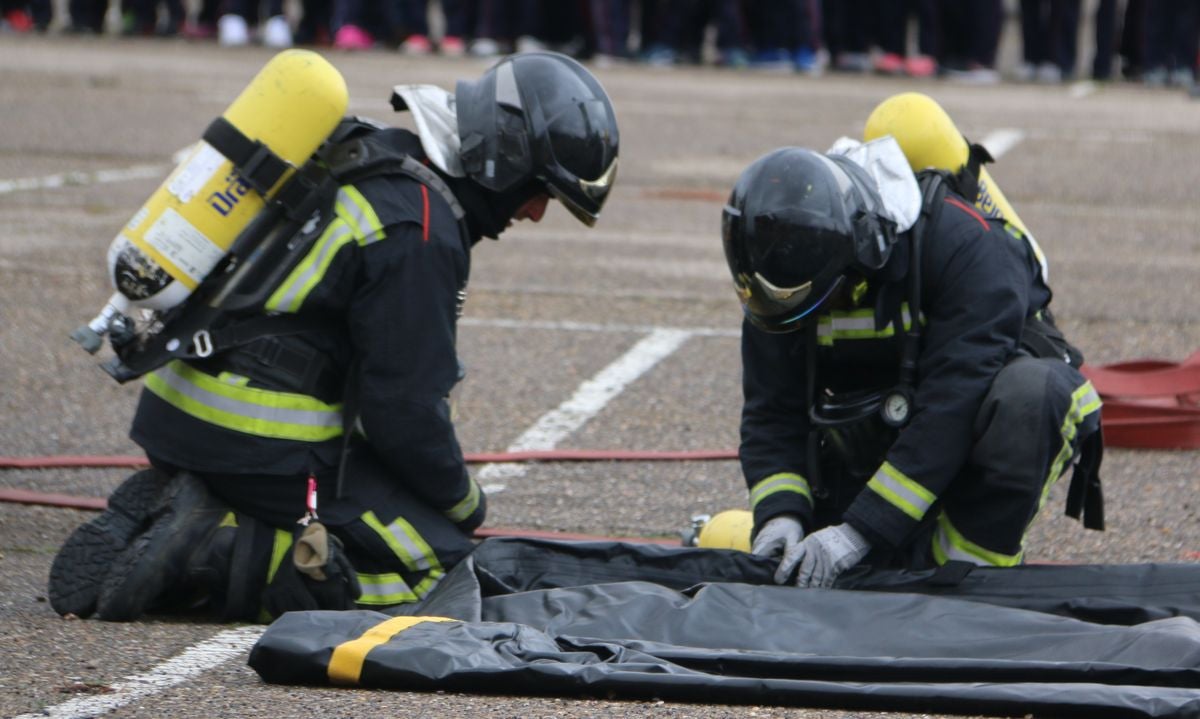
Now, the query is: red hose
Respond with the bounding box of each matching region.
[0,450,737,536]
[0,449,737,470]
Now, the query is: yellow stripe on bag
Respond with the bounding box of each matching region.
[327,616,455,685]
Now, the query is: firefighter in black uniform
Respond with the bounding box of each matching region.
[49,52,620,621]
[722,145,1103,589]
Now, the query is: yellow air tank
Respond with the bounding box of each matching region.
[104,49,348,313]
[863,92,1047,277]
[696,509,754,552]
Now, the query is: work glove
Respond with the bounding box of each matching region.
[751,515,805,583]
[263,522,362,618]
[781,523,872,588]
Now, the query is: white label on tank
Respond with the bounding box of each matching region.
[143,207,222,284]
[168,142,224,204]
[127,206,149,232]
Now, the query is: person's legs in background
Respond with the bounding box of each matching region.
[1091,0,1118,80]
[588,0,632,64]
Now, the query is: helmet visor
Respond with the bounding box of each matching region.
[546,156,618,227]
[736,272,845,333]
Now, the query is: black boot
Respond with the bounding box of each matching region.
[94,473,230,621]
[48,468,173,618]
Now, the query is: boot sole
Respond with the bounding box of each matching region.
[95,473,226,621]
[47,468,171,617]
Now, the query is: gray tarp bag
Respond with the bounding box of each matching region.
[249,538,1200,718]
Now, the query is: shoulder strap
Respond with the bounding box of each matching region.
[895,171,949,388]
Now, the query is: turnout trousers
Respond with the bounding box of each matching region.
[152,441,477,619]
[905,354,1102,568]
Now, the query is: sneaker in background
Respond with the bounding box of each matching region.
[469,37,501,57]
[947,64,1001,85]
[218,13,250,46]
[400,33,433,55]
[333,23,373,50]
[904,54,936,78]
[718,47,750,69]
[750,47,792,72]
[833,51,871,73]
[642,43,677,67]
[873,52,905,76]
[262,15,292,48]
[1036,62,1063,84]
[515,35,545,54]
[440,35,465,56]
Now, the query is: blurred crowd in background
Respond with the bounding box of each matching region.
[2,0,1199,92]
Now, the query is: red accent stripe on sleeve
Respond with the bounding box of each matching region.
[421,185,430,243]
[944,196,990,230]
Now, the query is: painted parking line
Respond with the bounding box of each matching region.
[477,328,693,491]
[13,625,264,719]
[981,129,1025,159]
[460,316,738,338]
[0,164,166,196]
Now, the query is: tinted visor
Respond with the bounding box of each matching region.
[546,156,618,226]
[723,207,853,333]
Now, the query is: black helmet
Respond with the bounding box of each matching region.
[455,52,619,227]
[721,147,896,333]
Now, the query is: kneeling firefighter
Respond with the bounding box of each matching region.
[723,137,1103,589]
[49,51,620,621]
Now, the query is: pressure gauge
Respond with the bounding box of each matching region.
[881,390,911,428]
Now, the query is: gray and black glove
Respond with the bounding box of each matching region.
[751,515,805,584]
[780,523,871,588]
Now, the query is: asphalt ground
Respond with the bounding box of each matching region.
[2,34,1199,719]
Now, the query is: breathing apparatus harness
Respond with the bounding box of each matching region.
[803,168,1104,530]
[803,170,945,506]
[98,117,469,392]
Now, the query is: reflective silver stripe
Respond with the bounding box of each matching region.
[749,472,812,508]
[817,306,916,343]
[932,512,1022,567]
[867,461,935,521]
[356,572,418,605]
[268,220,354,312]
[338,187,385,245]
[445,479,480,524]
[385,520,436,572]
[152,362,342,433]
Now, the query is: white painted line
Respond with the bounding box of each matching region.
[461,316,738,338]
[0,164,166,196]
[13,625,264,719]
[478,328,693,490]
[980,129,1025,159]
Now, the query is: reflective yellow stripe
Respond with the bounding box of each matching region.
[338,185,386,245]
[265,528,294,585]
[1039,380,1104,512]
[356,572,419,606]
[363,511,444,599]
[749,472,812,508]
[327,616,455,685]
[932,512,1022,567]
[817,304,917,346]
[266,218,356,313]
[867,461,936,521]
[145,361,343,441]
[445,479,481,524]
